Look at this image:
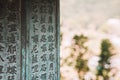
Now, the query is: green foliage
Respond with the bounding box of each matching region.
[73,35,88,49]
[97,39,112,80]
[100,39,112,62]
[76,58,89,72]
[73,35,89,79]
[61,34,114,80]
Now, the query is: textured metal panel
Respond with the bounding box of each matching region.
[0,0,59,80]
[0,0,21,80]
[26,0,59,80]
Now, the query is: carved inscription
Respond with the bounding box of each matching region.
[0,21,5,80]
[0,0,59,80]
[27,0,58,80]
[0,0,21,80]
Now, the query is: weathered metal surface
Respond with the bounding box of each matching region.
[0,0,59,80]
[0,0,21,80]
[25,0,60,80]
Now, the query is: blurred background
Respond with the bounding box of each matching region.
[60,0,120,80]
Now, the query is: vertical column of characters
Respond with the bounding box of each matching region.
[47,2,57,80]
[0,20,6,80]
[39,0,56,80]
[0,1,8,80]
[5,1,21,80]
[30,0,40,80]
[27,0,58,80]
[39,1,48,80]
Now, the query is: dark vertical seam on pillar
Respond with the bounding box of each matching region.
[21,0,27,79]
[56,0,60,80]
[20,0,22,80]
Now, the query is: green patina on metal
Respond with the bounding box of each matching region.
[0,0,21,80]
[0,0,60,80]
[25,0,60,80]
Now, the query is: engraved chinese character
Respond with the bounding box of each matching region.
[41,25,46,33]
[32,13,38,23]
[8,75,15,80]
[32,35,38,43]
[31,45,38,53]
[7,13,17,22]
[7,45,16,54]
[31,0,39,8]
[7,33,16,43]
[40,73,46,80]
[40,15,46,23]
[48,6,53,15]
[0,55,4,62]
[0,34,3,42]
[32,54,38,63]
[32,3,38,13]
[48,73,54,80]
[7,55,16,63]
[41,44,47,52]
[0,2,6,19]
[48,25,53,33]
[0,76,2,79]
[0,65,3,73]
[41,64,46,71]
[33,25,38,32]
[48,16,52,23]
[7,66,16,74]
[0,44,4,52]
[48,43,54,52]
[32,65,38,73]
[49,63,53,70]
[40,6,47,13]
[0,23,3,32]
[32,75,39,80]
[40,35,47,42]
[49,53,54,61]
[7,1,19,11]
[48,35,54,42]
[8,24,17,32]
[41,54,47,62]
